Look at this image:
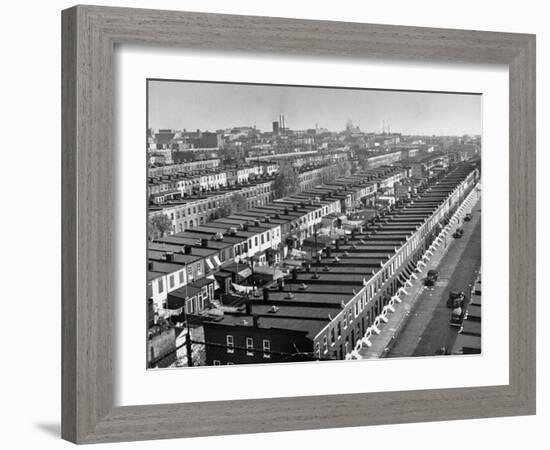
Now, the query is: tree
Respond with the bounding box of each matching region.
[213,193,248,219]
[148,214,172,240]
[336,160,352,177]
[229,193,247,212]
[215,202,233,219]
[272,163,300,198]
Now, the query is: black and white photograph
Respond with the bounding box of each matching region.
[146,80,482,368]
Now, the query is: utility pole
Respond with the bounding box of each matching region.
[185,323,194,367]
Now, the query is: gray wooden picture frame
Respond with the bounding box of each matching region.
[61,5,536,444]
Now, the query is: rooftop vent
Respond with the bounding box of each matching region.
[268,305,279,313]
[299,283,308,290]
[285,292,294,300]
[323,265,330,272]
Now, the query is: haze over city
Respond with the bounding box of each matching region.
[148,80,482,136]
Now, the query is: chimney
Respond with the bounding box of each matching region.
[252,314,259,328]
[292,268,298,281]
[304,262,311,273]
[245,301,252,315]
[184,245,192,254]
[263,288,270,302]
[148,261,154,271]
[165,251,174,261]
[335,240,340,250]
[326,247,332,258]
[201,238,208,247]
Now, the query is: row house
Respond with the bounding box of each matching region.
[198,171,227,191]
[147,243,223,317]
[148,158,220,177]
[201,161,479,364]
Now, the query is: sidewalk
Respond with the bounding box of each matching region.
[358,185,481,359]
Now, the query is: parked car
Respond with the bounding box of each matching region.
[453,228,464,238]
[464,213,472,222]
[450,305,465,327]
[447,290,465,308]
[424,269,439,286]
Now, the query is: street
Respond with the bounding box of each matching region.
[386,195,482,358]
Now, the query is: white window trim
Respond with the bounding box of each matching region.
[246,337,254,356]
[226,335,234,354]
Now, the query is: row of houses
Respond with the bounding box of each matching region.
[148,158,221,177]
[147,165,412,323]
[201,162,480,365]
[148,162,278,202]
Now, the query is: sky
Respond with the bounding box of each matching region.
[147,80,482,136]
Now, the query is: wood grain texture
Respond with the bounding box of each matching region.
[61,5,536,444]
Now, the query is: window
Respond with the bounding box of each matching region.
[185,299,193,314]
[343,315,347,329]
[196,262,203,277]
[262,339,271,358]
[348,311,353,324]
[179,270,185,284]
[315,342,321,359]
[330,328,335,345]
[322,336,328,354]
[169,275,174,289]
[157,278,164,293]
[246,337,254,356]
[226,335,234,353]
[337,321,342,338]
[213,360,220,366]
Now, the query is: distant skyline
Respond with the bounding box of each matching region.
[148,80,482,136]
